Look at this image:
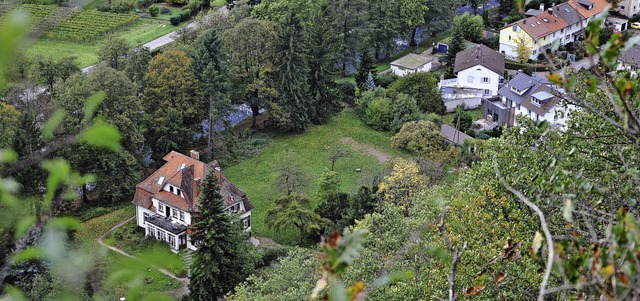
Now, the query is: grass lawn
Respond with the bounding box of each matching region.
[224,111,402,245]
[25,18,182,68]
[442,108,485,126]
[103,220,187,277]
[76,207,181,299]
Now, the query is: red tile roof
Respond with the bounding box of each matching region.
[132,151,253,213]
[567,0,609,19]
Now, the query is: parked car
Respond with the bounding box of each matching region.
[631,22,640,29]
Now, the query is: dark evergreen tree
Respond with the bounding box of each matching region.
[188,172,255,300]
[306,5,341,124]
[315,192,350,232]
[447,27,466,66]
[355,49,375,92]
[272,13,311,132]
[194,29,232,154]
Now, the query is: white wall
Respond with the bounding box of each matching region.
[135,206,154,228]
[456,65,501,96]
[390,61,432,77]
[513,102,575,129]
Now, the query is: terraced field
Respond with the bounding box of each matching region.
[1,4,138,41]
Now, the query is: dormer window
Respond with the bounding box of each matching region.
[176,188,182,197]
[532,97,542,106]
[169,186,175,193]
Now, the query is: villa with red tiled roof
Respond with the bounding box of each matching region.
[132,150,253,251]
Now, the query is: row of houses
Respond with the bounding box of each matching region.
[499,0,609,61]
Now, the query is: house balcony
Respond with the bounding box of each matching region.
[144,213,187,252]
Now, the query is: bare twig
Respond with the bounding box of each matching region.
[437,211,468,301]
[493,159,554,301]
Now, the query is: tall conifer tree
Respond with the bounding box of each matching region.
[188,172,254,300]
[272,13,311,132]
[306,5,341,124]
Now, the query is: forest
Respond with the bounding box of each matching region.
[1,0,640,300]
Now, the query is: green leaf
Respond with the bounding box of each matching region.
[14,216,35,241]
[41,159,71,207]
[563,199,573,222]
[78,119,122,151]
[48,217,82,230]
[587,76,598,93]
[0,149,17,163]
[83,91,106,122]
[41,109,66,141]
[3,285,27,301]
[329,279,348,301]
[13,247,43,263]
[531,231,543,257]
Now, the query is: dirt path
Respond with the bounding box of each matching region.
[96,216,190,299]
[340,137,392,163]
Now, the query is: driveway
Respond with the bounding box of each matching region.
[570,56,599,70]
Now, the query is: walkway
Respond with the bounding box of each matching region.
[96,216,190,299]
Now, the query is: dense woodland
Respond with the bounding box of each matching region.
[1,0,640,300]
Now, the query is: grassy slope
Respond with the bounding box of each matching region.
[224,111,402,244]
[25,18,181,68]
[76,207,181,299]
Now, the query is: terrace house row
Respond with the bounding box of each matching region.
[499,0,609,61]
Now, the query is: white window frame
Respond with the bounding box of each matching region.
[172,208,179,218]
[179,211,185,221]
[169,235,176,247]
[467,76,474,83]
[158,203,165,213]
[484,89,491,95]
[482,77,490,84]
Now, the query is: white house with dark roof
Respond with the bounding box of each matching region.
[132,150,253,251]
[439,44,505,112]
[497,72,574,129]
[390,53,433,77]
[617,44,640,74]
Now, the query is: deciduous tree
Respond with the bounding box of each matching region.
[98,37,129,70]
[266,193,328,244]
[224,18,277,128]
[388,72,445,114]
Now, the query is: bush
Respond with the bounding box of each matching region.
[136,0,152,8]
[254,247,290,269]
[160,6,170,14]
[166,0,187,5]
[170,15,181,25]
[365,97,392,131]
[148,5,159,16]
[387,72,445,114]
[340,84,356,106]
[110,0,134,13]
[391,120,446,156]
[375,73,398,88]
[179,9,191,21]
[187,0,201,13]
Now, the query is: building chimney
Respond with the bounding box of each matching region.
[548,8,553,14]
[539,3,545,11]
[214,167,222,182]
[190,150,199,160]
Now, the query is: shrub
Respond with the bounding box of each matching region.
[167,0,187,4]
[336,80,356,104]
[148,5,159,16]
[365,97,392,131]
[96,1,110,11]
[391,93,421,132]
[391,120,446,156]
[170,15,181,25]
[160,6,170,14]
[110,0,134,13]
[137,0,152,8]
[187,0,201,12]
[375,73,398,88]
[179,9,191,21]
[387,72,445,114]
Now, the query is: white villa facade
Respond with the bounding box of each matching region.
[133,150,253,251]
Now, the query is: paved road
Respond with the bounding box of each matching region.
[81,6,226,73]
